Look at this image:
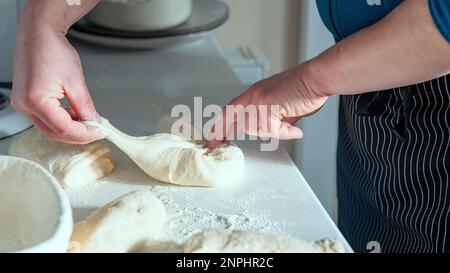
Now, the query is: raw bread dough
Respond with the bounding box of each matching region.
[70,190,166,253]
[183,229,345,253]
[8,128,115,188]
[135,240,183,253]
[84,117,245,187]
[156,115,203,144]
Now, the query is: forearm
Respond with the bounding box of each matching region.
[305,0,450,97]
[20,0,100,34]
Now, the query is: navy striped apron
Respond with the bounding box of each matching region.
[337,75,450,253]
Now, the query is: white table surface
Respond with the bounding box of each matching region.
[0,37,352,252]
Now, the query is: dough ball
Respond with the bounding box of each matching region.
[8,128,115,188]
[183,229,345,253]
[89,118,245,188]
[141,134,244,187]
[125,133,245,187]
[135,240,183,253]
[70,190,166,253]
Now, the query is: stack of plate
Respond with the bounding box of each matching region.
[69,0,229,49]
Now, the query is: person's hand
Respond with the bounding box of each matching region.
[11,24,103,144]
[208,64,328,149]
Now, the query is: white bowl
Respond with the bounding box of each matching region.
[0,156,73,253]
[85,0,193,31]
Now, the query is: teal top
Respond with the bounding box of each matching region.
[429,0,450,42]
[316,0,450,42]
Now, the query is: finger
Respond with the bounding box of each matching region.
[64,107,78,120]
[207,105,241,148]
[208,111,229,149]
[24,113,93,144]
[282,116,301,125]
[28,113,100,144]
[245,105,274,136]
[32,98,104,144]
[258,121,304,140]
[63,79,100,122]
[244,107,263,136]
[23,113,56,137]
[246,117,303,140]
[276,121,304,140]
[264,106,303,139]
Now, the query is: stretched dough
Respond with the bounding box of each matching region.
[184,229,345,253]
[70,191,166,253]
[8,128,115,188]
[156,115,203,144]
[84,118,245,187]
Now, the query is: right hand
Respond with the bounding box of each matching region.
[11,22,103,144]
[207,65,328,149]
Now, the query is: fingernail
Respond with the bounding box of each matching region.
[80,112,101,122]
[87,126,105,138]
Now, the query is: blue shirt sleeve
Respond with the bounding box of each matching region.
[429,0,450,42]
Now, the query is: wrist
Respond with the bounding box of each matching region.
[21,2,69,35]
[17,16,65,49]
[296,60,332,98]
[18,18,67,52]
[20,0,100,36]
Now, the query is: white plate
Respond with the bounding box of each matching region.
[68,26,227,49]
[68,0,229,49]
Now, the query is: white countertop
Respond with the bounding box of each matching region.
[0,37,352,252]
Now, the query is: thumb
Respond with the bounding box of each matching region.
[64,80,100,122]
[277,121,304,139]
[255,118,304,140]
[282,116,301,125]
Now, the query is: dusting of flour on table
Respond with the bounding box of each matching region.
[66,180,106,207]
[135,186,291,244]
[65,149,295,252]
[67,183,291,246]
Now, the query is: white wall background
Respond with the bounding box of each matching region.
[215,0,301,76]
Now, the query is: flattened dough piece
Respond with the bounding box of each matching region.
[85,118,245,187]
[184,229,345,253]
[8,128,114,188]
[70,191,166,253]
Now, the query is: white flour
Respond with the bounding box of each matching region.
[65,151,294,252]
[67,181,291,249]
[66,180,106,206]
[154,186,289,241]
